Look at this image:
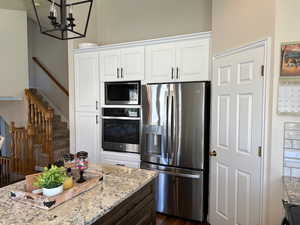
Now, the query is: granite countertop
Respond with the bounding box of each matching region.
[282,176,300,205]
[0,164,157,225]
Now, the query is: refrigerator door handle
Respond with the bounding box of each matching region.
[165,94,170,159]
[151,168,201,179]
[167,94,172,161]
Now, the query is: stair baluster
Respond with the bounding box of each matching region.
[10,122,35,175]
[25,89,54,165]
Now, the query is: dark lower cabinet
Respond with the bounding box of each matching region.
[282,201,300,225]
[93,180,156,225]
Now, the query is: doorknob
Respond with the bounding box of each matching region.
[209,151,217,157]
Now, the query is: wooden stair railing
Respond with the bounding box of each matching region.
[0,156,11,186]
[32,57,69,96]
[25,89,54,164]
[10,122,35,175]
[0,156,10,176]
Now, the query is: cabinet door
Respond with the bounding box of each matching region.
[146,43,176,83]
[120,46,145,81]
[176,39,210,82]
[75,112,100,164]
[100,49,120,82]
[74,53,99,112]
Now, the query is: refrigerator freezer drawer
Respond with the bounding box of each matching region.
[141,162,204,222]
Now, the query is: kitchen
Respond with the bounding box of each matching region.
[0,0,299,224]
[74,33,211,223]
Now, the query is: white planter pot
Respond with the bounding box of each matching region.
[42,185,63,197]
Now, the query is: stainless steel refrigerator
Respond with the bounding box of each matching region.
[141,82,210,222]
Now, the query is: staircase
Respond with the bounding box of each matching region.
[28,88,70,167]
[4,57,70,174]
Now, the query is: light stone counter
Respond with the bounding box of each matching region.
[282,176,300,205]
[0,164,157,225]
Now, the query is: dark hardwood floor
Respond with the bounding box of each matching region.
[156,214,209,225]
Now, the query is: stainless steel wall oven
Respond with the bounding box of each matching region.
[102,108,141,153]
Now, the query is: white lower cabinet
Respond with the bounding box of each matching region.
[101,151,141,169]
[75,112,101,164]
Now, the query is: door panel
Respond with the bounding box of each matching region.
[217,95,230,149]
[100,49,120,82]
[176,39,210,82]
[209,46,265,225]
[74,53,99,112]
[216,162,230,220]
[146,43,176,83]
[121,47,145,81]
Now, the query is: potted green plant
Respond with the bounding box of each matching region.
[34,165,66,197]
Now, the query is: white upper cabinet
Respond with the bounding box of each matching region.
[146,43,176,83]
[74,52,100,112]
[120,47,145,81]
[99,49,120,82]
[100,46,145,82]
[176,39,210,82]
[146,38,210,83]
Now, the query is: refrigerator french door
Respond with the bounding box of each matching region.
[141,82,210,222]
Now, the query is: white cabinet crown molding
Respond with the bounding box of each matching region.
[73,32,212,54]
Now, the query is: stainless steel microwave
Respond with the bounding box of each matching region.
[105,81,141,105]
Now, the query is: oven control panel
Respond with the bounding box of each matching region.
[102,108,140,118]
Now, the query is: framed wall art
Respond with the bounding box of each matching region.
[281,43,300,77]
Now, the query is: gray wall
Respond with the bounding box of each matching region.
[97,0,212,45]
[28,19,69,120]
[212,0,275,54]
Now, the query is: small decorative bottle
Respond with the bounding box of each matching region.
[76,151,89,183]
[63,168,74,190]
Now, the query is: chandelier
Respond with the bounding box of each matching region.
[32,0,93,40]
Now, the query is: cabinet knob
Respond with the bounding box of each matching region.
[209,151,217,157]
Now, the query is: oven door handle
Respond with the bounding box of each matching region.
[101,116,141,120]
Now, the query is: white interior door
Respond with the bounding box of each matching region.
[74,53,99,112]
[120,46,145,81]
[209,46,265,225]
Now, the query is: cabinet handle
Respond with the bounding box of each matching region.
[121,68,124,78]
[116,164,125,167]
[96,101,99,110]
[176,67,179,79]
[96,115,99,124]
[117,68,120,78]
[171,67,174,79]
